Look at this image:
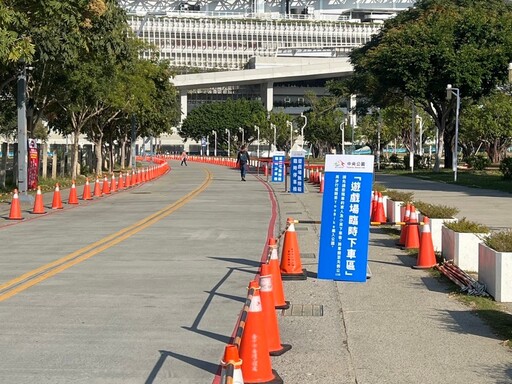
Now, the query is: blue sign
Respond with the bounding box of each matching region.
[271,151,286,183]
[289,151,305,193]
[318,155,374,282]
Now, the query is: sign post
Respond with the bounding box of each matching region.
[271,151,285,183]
[318,155,374,282]
[27,139,39,190]
[289,150,305,193]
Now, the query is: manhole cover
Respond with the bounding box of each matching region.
[281,304,323,317]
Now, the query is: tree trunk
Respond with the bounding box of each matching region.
[94,137,103,176]
[71,132,80,180]
[120,134,127,170]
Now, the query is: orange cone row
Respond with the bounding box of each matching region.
[3,156,170,220]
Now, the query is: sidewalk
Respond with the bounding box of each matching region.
[269,173,512,384]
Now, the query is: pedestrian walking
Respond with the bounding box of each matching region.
[236,145,250,181]
[180,151,188,166]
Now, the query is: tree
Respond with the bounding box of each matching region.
[460,91,512,163]
[350,0,512,171]
[302,92,345,157]
[179,99,267,152]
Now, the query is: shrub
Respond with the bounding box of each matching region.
[483,230,512,252]
[413,200,459,218]
[373,182,386,192]
[465,154,491,170]
[383,189,414,203]
[499,157,512,180]
[389,154,400,163]
[443,217,489,233]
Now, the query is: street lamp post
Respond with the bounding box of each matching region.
[271,123,276,151]
[206,134,210,156]
[225,129,230,157]
[238,127,244,145]
[339,121,345,154]
[416,115,423,156]
[16,61,28,196]
[286,120,293,152]
[254,126,260,158]
[446,84,460,183]
[300,112,307,150]
[212,130,217,157]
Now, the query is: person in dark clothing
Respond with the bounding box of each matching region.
[236,145,250,181]
[180,151,188,166]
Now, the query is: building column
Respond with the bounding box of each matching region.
[261,81,274,112]
[180,89,188,123]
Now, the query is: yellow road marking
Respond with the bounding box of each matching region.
[0,169,212,302]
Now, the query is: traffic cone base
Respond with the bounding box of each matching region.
[281,269,307,280]
[275,301,290,310]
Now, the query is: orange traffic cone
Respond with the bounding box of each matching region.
[404,206,420,249]
[260,264,291,356]
[93,177,102,197]
[82,178,92,200]
[220,344,244,384]
[68,180,79,204]
[51,184,63,209]
[8,189,23,220]
[396,203,411,246]
[239,280,283,384]
[413,217,437,269]
[280,218,307,280]
[319,174,324,193]
[32,186,46,214]
[117,172,124,190]
[110,174,117,193]
[102,175,111,195]
[372,192,386,223]
[267,238,289,310]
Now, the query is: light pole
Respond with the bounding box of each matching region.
[212,130,217,157]
[416,115,423,156]
[286,120,293,152]
[410,103,415,173]
[271,123,276,151]
[254,125,260,158]
[446,84,460,183]
[16,60,28,196]
[206,134,210,156]
[300,112,307,150]
[225,129,230,157]
[339,120,345,154]
[238,127,244,145]
[508,62,512,83]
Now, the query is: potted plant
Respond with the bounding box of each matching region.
[413,200,459,252]
[442,218,490,272]
[478,230,512,302]
[383,190,414,224]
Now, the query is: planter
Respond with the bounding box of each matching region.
[478,243,512,302]
[441,226,488,272]
[386,199,403,224]
[419,215,457,253]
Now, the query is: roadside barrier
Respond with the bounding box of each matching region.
[110,174,117,193]
[280,217,307,280]
[102,175,111,195]
[51,184,63,209]
[260,263,292,356]
[8,189,23,220]
[404,206,420,249]
[397,203,411,246]
[220,344,243,384]
[94,177,102,197]
[82,178,92,200]
[32,186,46,214]
[413,217,437,269]
[239,280,283,384]
[68,180,79,205]
[266,238,289,310]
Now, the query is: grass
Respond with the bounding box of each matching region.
[381,168,512,194]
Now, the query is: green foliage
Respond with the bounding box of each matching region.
[413,200,459,218]
[389,154,400,163]
[499,157,512,180]
[484,230,512,252]
[465,154,491,170]
[443,217,489,233]
[383,189,414,203]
